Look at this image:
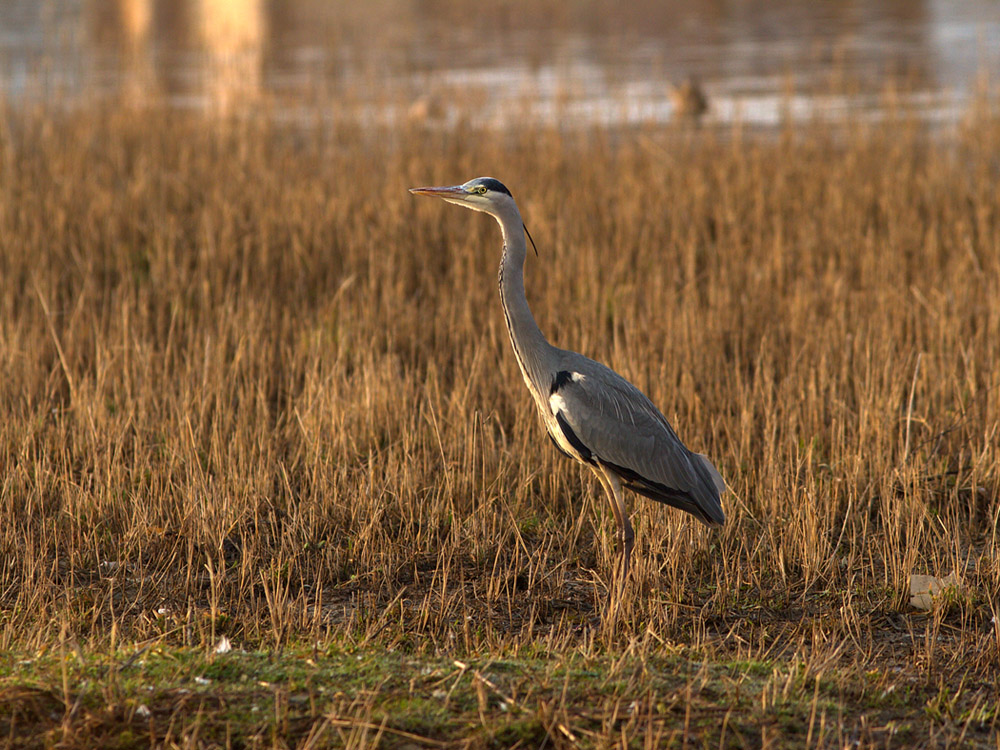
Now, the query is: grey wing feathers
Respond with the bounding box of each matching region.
[550,358,726,526]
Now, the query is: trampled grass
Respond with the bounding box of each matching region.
[1,94,999,747]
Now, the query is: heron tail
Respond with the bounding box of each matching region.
[600,453,727,527]
[695,453,726,493]
[692,453,726,526]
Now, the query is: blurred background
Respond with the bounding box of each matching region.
[2,0,998,129]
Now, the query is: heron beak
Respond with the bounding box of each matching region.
[409,185,467,199]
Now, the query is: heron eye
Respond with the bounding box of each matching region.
[477,186,487,195]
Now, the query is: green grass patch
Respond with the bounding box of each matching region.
[2,641,988,748]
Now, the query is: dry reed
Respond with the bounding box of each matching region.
[0,94,998,746]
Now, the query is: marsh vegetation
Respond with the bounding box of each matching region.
[0,93,999,746]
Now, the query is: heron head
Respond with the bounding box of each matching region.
[410,176,538,255]
[409,177,516,216]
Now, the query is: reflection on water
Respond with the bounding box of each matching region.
[83,0,264,110]
[1,0,998,127]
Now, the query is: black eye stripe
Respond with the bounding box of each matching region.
[478,178,512,197]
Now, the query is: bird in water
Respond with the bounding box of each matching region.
[668,77,709,122]
[410,177,726,600]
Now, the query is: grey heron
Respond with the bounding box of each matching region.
[409,177,726,595]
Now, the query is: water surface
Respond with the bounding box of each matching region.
[2,0,998,129]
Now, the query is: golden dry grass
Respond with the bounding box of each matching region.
[1,96,999,746]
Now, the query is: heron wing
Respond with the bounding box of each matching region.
[548,360,726,526]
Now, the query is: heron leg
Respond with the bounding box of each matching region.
[593,469,621,612]
[596,466,632,603]
[621,509,635,581]
[603,469,633,582]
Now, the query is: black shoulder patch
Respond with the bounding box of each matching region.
[480,178,512,197]
[550,370,574,394]
[555,413,595,465]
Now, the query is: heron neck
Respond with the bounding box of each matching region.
[495,209,552,398]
